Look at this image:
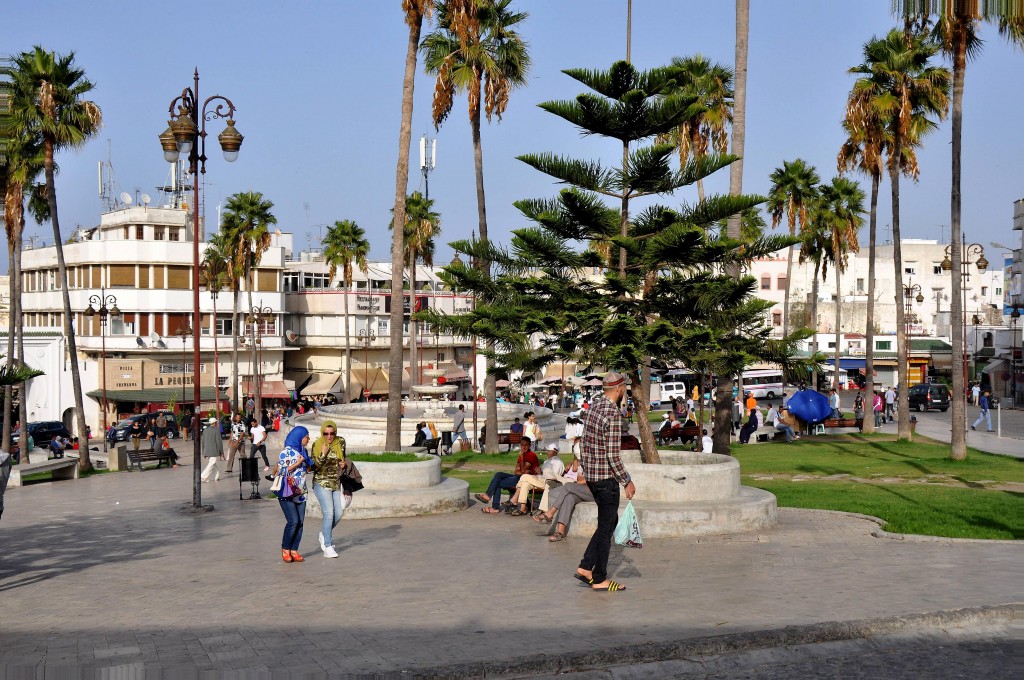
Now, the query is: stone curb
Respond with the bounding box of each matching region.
[786,507,1023,545]
[403,603,1021,679]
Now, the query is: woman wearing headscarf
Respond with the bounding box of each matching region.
[310,420,346,559]
[273,426,312,563]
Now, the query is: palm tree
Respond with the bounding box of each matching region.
[322,219,369,403]
[818,177,865,390]
[767,159,820,341]
[386,0,433,452]
[221,191,276,414]
[850,28,950,441]
[663,54,734,202]
[894,0,1024,459]
[422,0,530,452]
[390,192,440,391]
[201,233,232,416]
[10,47,101,471]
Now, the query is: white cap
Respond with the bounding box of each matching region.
[209,417,218,424]
[546,443,560,453]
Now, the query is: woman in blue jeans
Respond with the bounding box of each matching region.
[273,426,312,563]
[475,447,540,513]
[310,420,347,559]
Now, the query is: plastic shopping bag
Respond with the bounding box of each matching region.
[613,500,643,549]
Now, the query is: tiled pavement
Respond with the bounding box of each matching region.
[0,456,1020,677]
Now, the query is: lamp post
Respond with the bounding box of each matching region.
[358,329,376,401]
[84,289,119,455]
[942,238,987,454]
[174,325,192,425]
[971,315,981,385]
[247,306,272,416]
[160,71,242,509]
[902,283,924,382]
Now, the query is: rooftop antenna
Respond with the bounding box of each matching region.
[141,192,152,213]
[419,134,437,201]
[120,191,133,207]
[98,140,120,212]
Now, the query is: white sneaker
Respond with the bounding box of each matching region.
[318,532,326,551]
[323,545,339,558]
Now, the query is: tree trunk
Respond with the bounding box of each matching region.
[410,251,418,390]
[890,133,911,441]
[44,138,91,472]
[834,267,842,391]
[343,274,352,404]
[3,240,15,456]
[949,24,968,460]
[246,262,260,416]
[212,293,220,416]
[631,367,661,464]
[783,245,794,340]
[862,173,879,434]
[16,230,28,465]
[231,288,240,415]
[386,10,423,452]
[811,275,820,392]
[713,0,749,457]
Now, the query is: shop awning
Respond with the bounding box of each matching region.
[241,380,292,399]
[299,372,342,396]
[825,358,866,369]
[544,362,578,379]
[350,366,389,395]
[86,386,227,404]
[438,361,469,382]
[982,358,1008,375]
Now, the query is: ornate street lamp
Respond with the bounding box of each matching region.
[160,70,242,510]
[246,306,273,416]
[174,325,192,420]
[84,290,119,455]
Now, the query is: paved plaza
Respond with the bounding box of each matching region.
[1,451,1020,678]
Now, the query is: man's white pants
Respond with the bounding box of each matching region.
[201,456,220,481]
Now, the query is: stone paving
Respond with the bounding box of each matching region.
[0,454,1021,677]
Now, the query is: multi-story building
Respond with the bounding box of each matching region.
[18,200,287,432]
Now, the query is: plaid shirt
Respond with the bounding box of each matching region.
[579,395,630,485]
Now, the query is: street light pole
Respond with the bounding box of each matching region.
[902,283,923,382]
[160,69,243,510]
[175,325,192,428]
[359,329,375,401]
[84,289,119,456]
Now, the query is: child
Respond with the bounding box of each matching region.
[701,429,714,454]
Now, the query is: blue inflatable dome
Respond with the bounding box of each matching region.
[785,389,831,424]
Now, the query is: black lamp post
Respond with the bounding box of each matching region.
[942,239,988,443]
[84,289,119,455]
[160,70,243,510]
[174,325,192,423]
[246,306,272,417]
[902,283,924,382]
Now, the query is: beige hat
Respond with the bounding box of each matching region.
[603,372,625,388]
[208,417,218,424]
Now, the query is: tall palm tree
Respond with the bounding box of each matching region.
[818,177,865,390]
[850,28,950,441]
[10,47,101,471]
[390,192,440,390]
[221,191,276,414]
[386,0,432,452]
[422,0,530,452]
[894,0,1024,459]
[663,54,734,202]
[322,219,369,403]
[767,158,820,340]
[201,233,232,416]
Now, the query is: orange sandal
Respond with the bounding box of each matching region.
[289,550,304,562]
[281,549,293,563]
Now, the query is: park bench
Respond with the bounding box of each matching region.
[126,447,178,471]
[823,417,861,429]
[421,438,441,456]
[6,454,79,487]
[657,424,700,448]
[497,431,522,451]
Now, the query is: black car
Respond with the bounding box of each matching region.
[907,383,950,412]
[12,421,73,449]
[111,412,180,442]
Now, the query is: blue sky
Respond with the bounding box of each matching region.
[3,0,1022,273]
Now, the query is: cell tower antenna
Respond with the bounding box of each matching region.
[98,140,120,212]
[419,133,437,201]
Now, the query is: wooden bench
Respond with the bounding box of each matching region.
[497,431,523,451]
[657,424,700,447]
[823,418,862,429]
[126,447,178,471]
[7,455,79,487]
[422,438,441,455]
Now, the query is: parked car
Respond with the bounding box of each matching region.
[111,411,180,442]
[12,421,73,449]
[907,383,950,412]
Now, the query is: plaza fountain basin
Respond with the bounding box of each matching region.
[305,451,468,520]
[618,451,739,502]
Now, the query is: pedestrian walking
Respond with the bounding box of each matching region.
[971,383,980,406]
[575,372,636,593]
[971,389,993,432]
[452,404,469,450]
[225,413,246,473]
[273,426,312,563]
[873,391,884,428]
[310,420,347,559]
[884,387,897,422]
[250,418,271,474]
[200,417,223,482]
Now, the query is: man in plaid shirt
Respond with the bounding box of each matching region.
[576,372,636,592]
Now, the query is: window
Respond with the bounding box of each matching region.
[257,270,277,291]
[772,312,782,327]
[905,264,916,275]
[135,225,144,240]
[109,265,135,287]
[283,272,299,292]
[216,317,234,335]
[302,273,329,290]
[983,332,993,348]
[828,341,836,349]
[933,264,943,274]
[996,287,1002,296]
[777,275,787,291]
[856,278,864,293]
[123,226,130,239]
[167,266,190,289]
[981,286,988,296]
[760,275,771,290]
[876,340,892,351]
[168,228,180,242]
[138,266,150,289]
[378,319,389,335]
[154,226,165,241]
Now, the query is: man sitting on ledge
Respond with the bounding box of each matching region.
[507,444,565,516]
[475,446,540,514]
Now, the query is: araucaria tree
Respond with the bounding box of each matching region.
[424,61,801,463]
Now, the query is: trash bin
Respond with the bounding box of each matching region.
[441,431,453,455]
[240,458,261,500]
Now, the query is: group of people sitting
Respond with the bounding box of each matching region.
[736,401,800,444]
[411,422,439,447]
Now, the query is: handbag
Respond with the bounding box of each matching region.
[270,473,284,493]
[339,460,364,494]
[613,500,643,549]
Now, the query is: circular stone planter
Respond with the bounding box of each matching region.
[305,452,468,520]
[565,450,776,538]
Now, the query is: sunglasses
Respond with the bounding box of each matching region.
[323,431,336,436]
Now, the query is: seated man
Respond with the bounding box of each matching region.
[412,421,428,447]
[739,408,758,444]
[508,443,565,516]
[701,428,713,453]
[656,413,673,445]
[509,417,523,437]
[534,455,593,541]
[475,446,540,514]
[775,407,799,443]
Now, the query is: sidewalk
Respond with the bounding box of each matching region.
[912,412,1024,459]
[0,459,1020,677]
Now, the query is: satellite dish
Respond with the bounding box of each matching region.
[136,336,146,348]
[156,340,167,349]
[285,330,299,343]
[149,332,159,343]
[141,193,152,205]
[120,192,133,206]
